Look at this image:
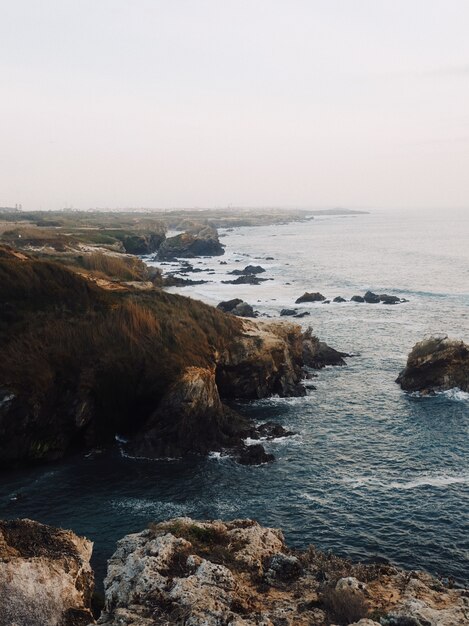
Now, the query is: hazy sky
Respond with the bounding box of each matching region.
[1,0,469,210]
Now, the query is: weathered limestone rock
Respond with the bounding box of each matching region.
[97,518,469,626]
[0,519,95,626]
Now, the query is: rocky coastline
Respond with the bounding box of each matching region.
[1,517,467,626]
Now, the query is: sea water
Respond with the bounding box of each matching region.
[1,208,468,587]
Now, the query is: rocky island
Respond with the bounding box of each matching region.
[397,336,469,394]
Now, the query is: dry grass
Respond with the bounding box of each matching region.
[0,249,241,446]
[81,251,145,281]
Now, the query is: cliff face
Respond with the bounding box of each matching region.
[0,519,95,626]
[397,336,469,393]
[216,320,306,399]
[97,518,469,626]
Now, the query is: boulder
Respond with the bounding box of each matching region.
[294,311,310,318]
[231,302,257,318]
[295,292,326,304]
[333,296,347,303]
[280,308,298,316]
[364,291,380,303]
[351,295,365,303]
[229,265,266,275]
[396,336,469,393]
[0,519,95,626]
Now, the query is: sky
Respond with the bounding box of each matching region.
[1,0,469,211]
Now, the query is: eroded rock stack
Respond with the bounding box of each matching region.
[397,336,469,393]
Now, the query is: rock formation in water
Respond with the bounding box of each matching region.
[0,519,94,626]
[157,226,224,260]
[96,517,469,626]
[295,292,326,304]
[229,265,266,276]
[397,336,469,393]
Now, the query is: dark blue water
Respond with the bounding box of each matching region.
[1,208,468,587]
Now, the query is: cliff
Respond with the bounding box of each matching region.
[0,247,311,468]
[96,517,468,626]
[397,336,469,393]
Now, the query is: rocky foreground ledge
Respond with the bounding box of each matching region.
[397,336,469,394]
[1,518,467,626]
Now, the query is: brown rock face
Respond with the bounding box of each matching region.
[97,518,469,626]
[216,320,306,399]
[127,366,251,459]
[397,336,469,393]
[0,519,95,626]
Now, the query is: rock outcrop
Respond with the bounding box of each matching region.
[216,320,306,399]
[97,517,469,626]
[0,519,95,626]
[397,336,469,393]
[157,227,224,260]
[303,328,350,368]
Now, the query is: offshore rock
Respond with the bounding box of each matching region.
[396,336,469,393]
[97,518,469,626]
[295,292,326,304]
[0,519,95,626]
[364,291,380,304]
[229,265,266,275]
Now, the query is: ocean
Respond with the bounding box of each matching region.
[1,208,468,587]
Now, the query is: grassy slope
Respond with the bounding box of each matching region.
[0,247,241,465]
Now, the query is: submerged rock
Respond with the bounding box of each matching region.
[351,295,365,303]
[280,308,298,316]
[97,517,469,626]
[396,336,469,393]
[236,443,274,465]
[333,296,347,302]
[295,292,326,303]
[0,519,95,626]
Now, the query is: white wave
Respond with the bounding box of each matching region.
[111,498,188,516]
[342,472,469,491]
[409,387,469,401]
[439,388,469,401]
